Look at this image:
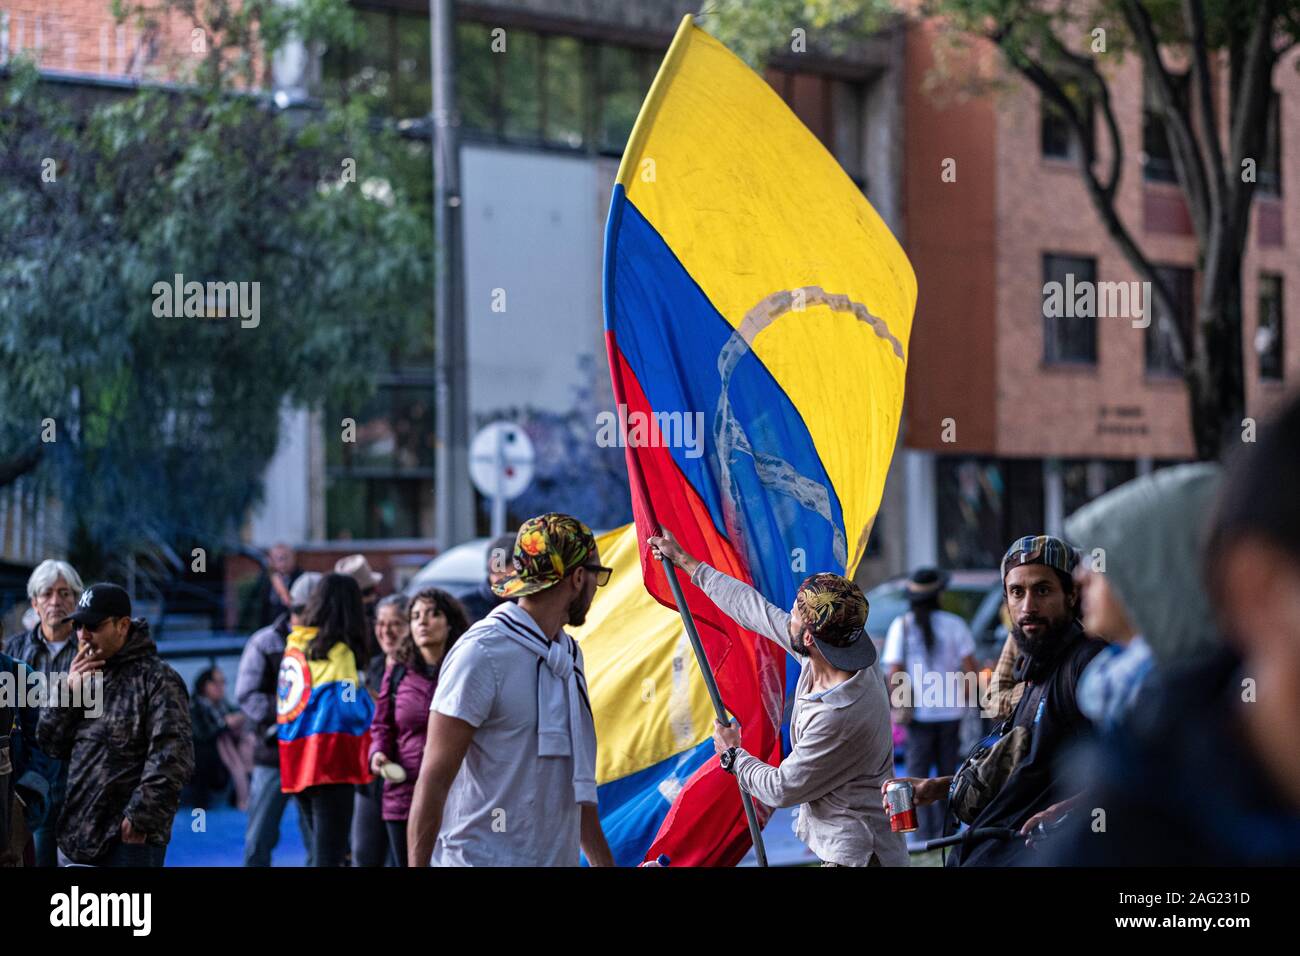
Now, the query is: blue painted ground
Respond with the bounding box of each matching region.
[167,792,932,867]
[167,801,308,867]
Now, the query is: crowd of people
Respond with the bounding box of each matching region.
[2,393,1298,867]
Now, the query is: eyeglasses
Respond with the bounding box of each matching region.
[582,564,613,587]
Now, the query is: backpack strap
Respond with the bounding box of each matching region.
[388,663,407,697]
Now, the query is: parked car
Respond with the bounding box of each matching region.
[404,537,492,602]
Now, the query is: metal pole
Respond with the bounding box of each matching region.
[659,557,769,867]
[491,429,506,537]
[430,0,472,550]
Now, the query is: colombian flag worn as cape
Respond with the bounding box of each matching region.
[277,626,375,793]
[598,16,915,865]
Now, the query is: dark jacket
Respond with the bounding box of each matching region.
[235,614,292,768]
[36,620,195,864]
[1,653,59,861]
[2,624,77,818]
[368,660,438,821]
[1050,649,1300,865]
[948,625,1105,867]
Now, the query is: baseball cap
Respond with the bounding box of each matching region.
[1000,535,1079,580]
[795,573,876,671]
[493,513,598,599]
[289,571,323,611]
[63,583,132,628]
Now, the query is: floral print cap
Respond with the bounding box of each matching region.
[492,513,597,599]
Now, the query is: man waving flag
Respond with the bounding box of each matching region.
[601,15,916,865]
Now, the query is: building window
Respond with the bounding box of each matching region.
[1040,86,1094,162]
[1061,459,1139,520]
[1146,265,1195,376]
[936,457,1043,569]
[449,23,656,153]
[326,380,436,539]
[597,43,653,153]
[1043,254,1098,365]
[1258,273,1285,381]
[1143,69,1190,183]
[321,9,432,119]
[1259,89,1283,196]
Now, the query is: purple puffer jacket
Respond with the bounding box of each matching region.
[368,660,438,821]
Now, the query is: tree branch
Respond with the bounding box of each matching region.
[1225,0,1277,257]
[1183,0,1226,220]
[0,444,43,488]
[1119,0,1212,244]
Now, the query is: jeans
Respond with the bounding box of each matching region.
[351,782,392,867]
[58,841,168,867]
[295,783,354,867]
[244,764,314,866]
[385,820,408,868]
[906,719,962,841]
[32,817,60,868]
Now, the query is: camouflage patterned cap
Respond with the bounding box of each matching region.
[794,573,876,671]
[492,513,597,599]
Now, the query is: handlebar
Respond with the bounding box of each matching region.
[914,827,1020,851]
[909,813,1072,853]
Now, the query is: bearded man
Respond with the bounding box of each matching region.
[883,535,1105,865]
[407,513,616,867]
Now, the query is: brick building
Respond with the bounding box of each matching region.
[901,19,1300,569]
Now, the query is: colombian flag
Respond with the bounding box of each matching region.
[276,626,375,793]
[597,15,915,865]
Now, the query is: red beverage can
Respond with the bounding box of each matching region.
[885,780,918,833]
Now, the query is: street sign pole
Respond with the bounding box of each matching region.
[470,422,535,540]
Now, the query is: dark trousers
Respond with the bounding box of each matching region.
[906,719,962,840]
[351,782,392,867]
[386,820,408,868]
[58,841,167,867]
[245,764,314,866]
[33,817,59,868]
[295,783,354,867]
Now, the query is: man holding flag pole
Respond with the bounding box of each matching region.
[649,530,907,867]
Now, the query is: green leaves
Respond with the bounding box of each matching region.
[0,51,431,570]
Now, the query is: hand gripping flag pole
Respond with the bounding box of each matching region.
[654,551,769,867]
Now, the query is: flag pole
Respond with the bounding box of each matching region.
[656,551,769,867]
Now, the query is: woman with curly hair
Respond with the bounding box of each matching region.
[368,588,469,866]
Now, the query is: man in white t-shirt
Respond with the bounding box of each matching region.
[407,513,616,867]
[882,568,977,840]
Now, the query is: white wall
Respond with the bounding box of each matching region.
[461,144,617,421]
[247,405,314,548]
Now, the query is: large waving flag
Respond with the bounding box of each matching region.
[570,524,717,865]
[600,15,916,865]
[276,626,375,793]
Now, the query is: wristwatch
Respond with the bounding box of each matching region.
[719,747,739,774]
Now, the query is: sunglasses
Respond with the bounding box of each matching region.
[581,564,613,587]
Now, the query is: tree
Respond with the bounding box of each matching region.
[0,0,431,575]
[708,0,1300,459]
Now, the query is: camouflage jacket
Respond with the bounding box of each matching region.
[36,620,194,863]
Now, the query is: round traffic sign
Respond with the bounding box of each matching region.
[468,421,536,500]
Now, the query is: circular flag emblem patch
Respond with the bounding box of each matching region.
[277,647,312,724]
